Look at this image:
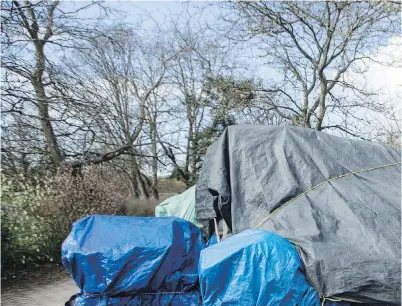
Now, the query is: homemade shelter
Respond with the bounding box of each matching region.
[62,124,400,305]
[196,124,401,304]
[62,215,204,305]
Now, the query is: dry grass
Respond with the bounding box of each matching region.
[122,179,187,216]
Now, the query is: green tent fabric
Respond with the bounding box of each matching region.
[155,186,203,230]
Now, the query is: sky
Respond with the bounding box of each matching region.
[128,1,401,107]
[71,0,401,143]
[345,36,402,136]
[363,36,402,104]
[67,0,402,107]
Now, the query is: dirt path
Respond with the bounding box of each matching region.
[1,276,78,306]
[1,265,78,306]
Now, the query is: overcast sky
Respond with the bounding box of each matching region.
[71,1,401,105]
[117,1,402,102]
[63,1,401,144]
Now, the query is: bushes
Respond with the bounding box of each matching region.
[1,166,128,276]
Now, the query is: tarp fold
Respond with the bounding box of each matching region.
[195,124,401,304]
[62,215,204,305]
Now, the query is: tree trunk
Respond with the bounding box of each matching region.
[141,173,159,200]
[130,170,140,199]
[189,109,199,186]
[316,78,327,131]
[186,125,192,178]
[184,98,194,181]
[32,41,63,166]
[302,94,311,128]
[131,153,149,199]
[190,138,197,186]
[150,122,159,200]
[32,80,64,165]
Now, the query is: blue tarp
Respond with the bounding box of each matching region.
[70,292,201,306]
[199,229,321,306]
[205,234,217,248]
[62,215,204,297]
[62,216,350,306]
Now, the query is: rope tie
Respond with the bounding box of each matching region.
[252,161,400,305]
[214,217,221,243]
[321,296,343,305]
[254,161,401,230]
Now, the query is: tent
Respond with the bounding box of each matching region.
[155,186,203,230]
[62,215,204,305]
[195,124,401,304]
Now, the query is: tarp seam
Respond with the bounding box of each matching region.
[253,161,401,230]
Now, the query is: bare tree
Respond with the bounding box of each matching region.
[5,1,398,193]
[218,1,401,138]
[1,0,140,170]
[156,12,240,186]
[2,0,64,165]
[61,25,171,198]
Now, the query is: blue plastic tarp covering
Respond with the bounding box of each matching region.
[62,215,204,297]
[199,229,321,306]
[70,292,201,306]
[205,235,217,248]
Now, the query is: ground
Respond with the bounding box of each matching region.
[1,264,78,306]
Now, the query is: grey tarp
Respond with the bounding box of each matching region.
[195,124,401,304]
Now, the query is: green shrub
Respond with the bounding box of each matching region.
[1,166,128,276]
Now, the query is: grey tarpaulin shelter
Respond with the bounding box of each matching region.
[195,124,401,304]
